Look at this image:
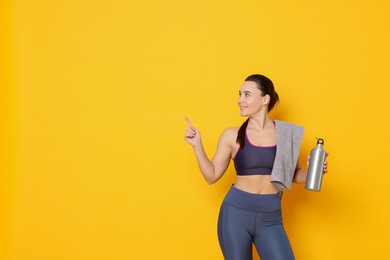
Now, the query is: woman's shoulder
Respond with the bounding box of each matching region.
[219,127,239,141]
[222,126,240,135]
[274,119,304,128]
[218,127,239,147]
[274,120,304,132]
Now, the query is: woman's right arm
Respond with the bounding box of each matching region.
[184,117,233,184]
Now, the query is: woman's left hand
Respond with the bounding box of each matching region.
[323,152,329,174]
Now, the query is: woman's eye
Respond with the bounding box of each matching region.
[238,92,250,97]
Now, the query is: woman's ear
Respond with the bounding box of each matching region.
[263,94,270,105]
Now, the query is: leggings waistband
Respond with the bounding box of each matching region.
[223,185,282,213]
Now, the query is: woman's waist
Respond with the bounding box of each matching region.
[234,175,279,194]
[223,185,282,213]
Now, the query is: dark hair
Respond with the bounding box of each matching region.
[236,74,279,148]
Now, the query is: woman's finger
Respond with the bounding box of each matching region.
[184,117,192,128]
[185,126,197,136]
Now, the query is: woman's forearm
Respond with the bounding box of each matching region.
[192,142,218,184]
[293,168,307,184]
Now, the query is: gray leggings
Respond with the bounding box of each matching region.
[217,185,295,260]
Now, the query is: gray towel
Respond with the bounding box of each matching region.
[271,120,304,191]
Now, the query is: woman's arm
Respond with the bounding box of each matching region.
[184,117,233,184]
[293,159,307,184]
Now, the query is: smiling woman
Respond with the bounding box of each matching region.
[184,74,328,260]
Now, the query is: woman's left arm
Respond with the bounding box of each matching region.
[293,155,328,184]
[293,160,307,184]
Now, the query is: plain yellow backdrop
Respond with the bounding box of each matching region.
[1,0,390,259]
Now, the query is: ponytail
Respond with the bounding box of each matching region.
[236,118,249,148]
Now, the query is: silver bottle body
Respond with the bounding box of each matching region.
[305,140,326,192]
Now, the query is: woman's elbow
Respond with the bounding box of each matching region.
[205,178,218,185]
[204,173,221,185]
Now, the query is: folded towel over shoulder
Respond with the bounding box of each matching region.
[271,120,304,191]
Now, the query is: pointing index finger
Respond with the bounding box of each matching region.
[184,117,192,127]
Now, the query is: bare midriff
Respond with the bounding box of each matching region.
[234,175,279,194]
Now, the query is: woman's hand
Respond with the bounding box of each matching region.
[307,152,329,174]
[184,117,201,146]
[323,152,329,174]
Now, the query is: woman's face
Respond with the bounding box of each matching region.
[237,81,267,117]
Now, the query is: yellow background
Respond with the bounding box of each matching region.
[1,0,390,259]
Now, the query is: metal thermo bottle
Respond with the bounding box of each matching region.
[305,138,326,192]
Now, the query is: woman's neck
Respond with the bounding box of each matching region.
[248,112,272,130]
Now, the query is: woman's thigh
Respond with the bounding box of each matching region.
[253,224,295,260]
[217,202,255,260]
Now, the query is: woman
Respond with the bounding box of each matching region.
[184,74,328,260]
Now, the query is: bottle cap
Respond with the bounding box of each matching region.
[316,138,324,145]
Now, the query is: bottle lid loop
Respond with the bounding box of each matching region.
[316,137,324,145]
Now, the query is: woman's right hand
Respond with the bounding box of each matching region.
[184,117,201,146]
